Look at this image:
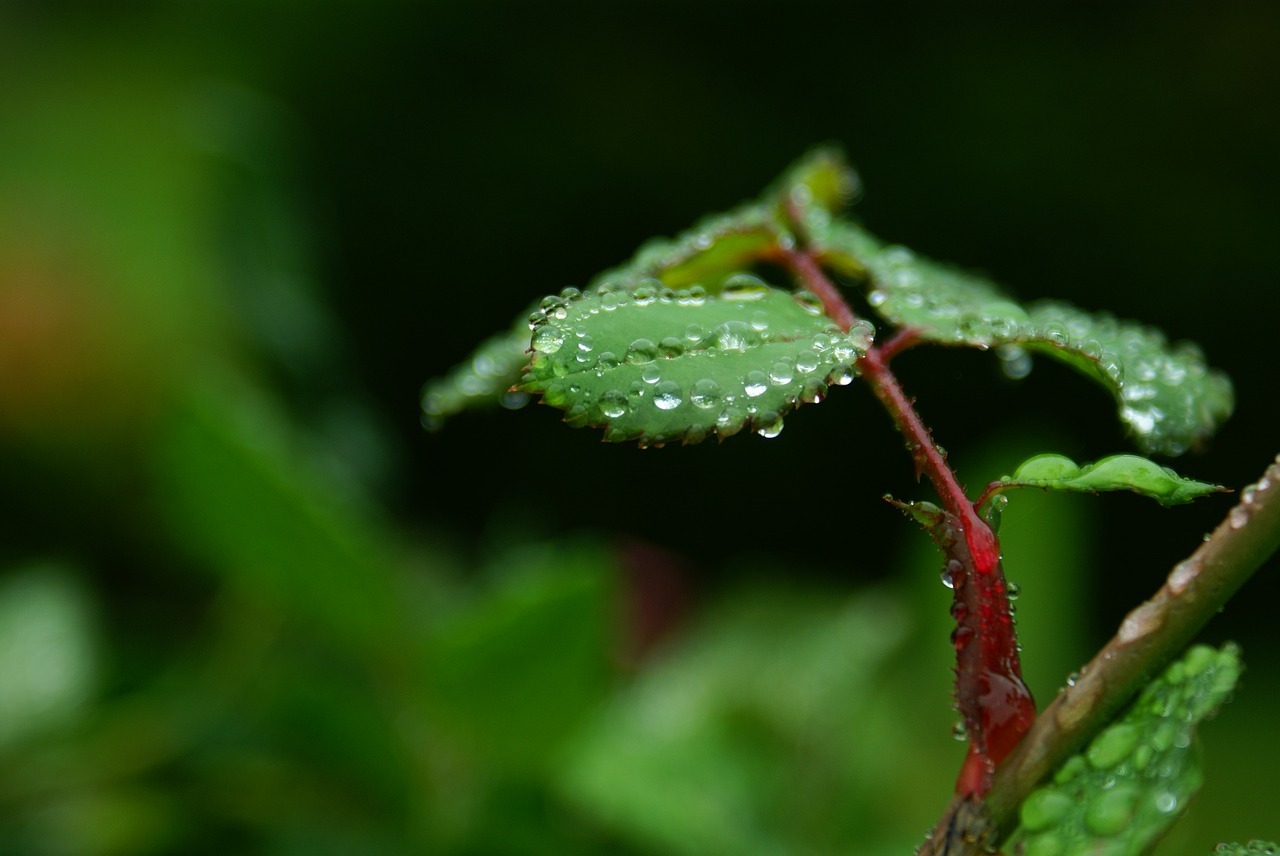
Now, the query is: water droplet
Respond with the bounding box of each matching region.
[795,352,820,374]
[684,323,705,342]
[951,720,968,741]
[697,320,761,353]
[755,412,784,438]
[653,380,682,410]
[1065,671,1080,688]
[951,625,973,651]
[659,337,683,358]
[1007,581,1021,601]
[799,378,825,404]
[687,284,707,305]
[532,327,566,354]
[559,286,581,301]
[598,389,628,419]
[867,289,887,307]
[769,360,795,385]
[690,378,721,409]
[1154,791,1179,814]
[719,273,771,301]
[744,371,768,397]
[749,310,770,332]
[626,338,658,364]
[1230,505,1250,529]
[940,559,962,589]
[627,381,646,404]
[577,335,594,353]
[830,365,856,386]
[641,366,661,384]
[716,407,746,437]
[997,344,1033,380]
[1168,559,1199,594]
[793,290,823,315]
[633,285,656,306]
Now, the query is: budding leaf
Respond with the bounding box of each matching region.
[1011,643,1242,856]
[520,284,874,446]
[420,318,532,431]
[993,453,1226,507]
[588,202,784,293]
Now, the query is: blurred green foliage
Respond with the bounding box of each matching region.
[1,4,1278,854]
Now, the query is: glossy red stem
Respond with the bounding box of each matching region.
[783,247,1035,796]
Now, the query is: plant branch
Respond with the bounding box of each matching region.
[920,453,1280,854]
[782,247,1032,795]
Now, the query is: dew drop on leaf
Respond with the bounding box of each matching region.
[598,389,628,419]
[689,378,721,409]
[744,371,768,397]
[625,338,657,364]
[532,327,566,354]
[653,380,683,410]
[755,412,784,438]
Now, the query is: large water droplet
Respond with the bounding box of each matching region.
[653,380,683,410]
[793,290,823,315]
[690,378,721,409]
[532,327,566,354]
[626,338,657,364]
[769,359,795,385]
[755,412,784,438]
[641,366,661,384]
[598,389,628,419]
[744,371,768,397]
[719,273,771,301]
[697,320,761,354]
[997,344,1033,380]
[716,407,746,437]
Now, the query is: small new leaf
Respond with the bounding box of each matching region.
[521,283,874,446]
[992,453,1226,507]
[1011,643,1242,856]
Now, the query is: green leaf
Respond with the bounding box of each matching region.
[817,220,1233,455]
[1010,643,1242,856]
[588,202,785,293]
[521,283,874,446]
[1212,842,1280,855]
[993,453,1226,507]
[420,317,532,431]
[1019,301,1234,456]
[588,148,860,294]
[818,221,1029,347]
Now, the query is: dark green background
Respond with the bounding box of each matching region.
[1,3,1277,853]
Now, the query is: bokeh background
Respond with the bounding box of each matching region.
[1,3,1278,854]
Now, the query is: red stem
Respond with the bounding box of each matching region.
[783,247,1034,795]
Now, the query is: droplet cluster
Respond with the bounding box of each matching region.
[1014,644,1241,855]
[1026,302,1233,456]
[522,281,873,445]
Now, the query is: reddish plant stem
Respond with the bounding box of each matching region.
[783,247,1034,796]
